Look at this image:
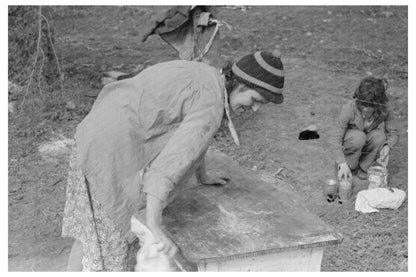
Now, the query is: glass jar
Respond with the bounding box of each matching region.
[367,165,388,189]
[324,179,338,202]
[338,179,352,204]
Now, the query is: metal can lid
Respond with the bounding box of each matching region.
[326,179,338,186]
[368,165,386,172]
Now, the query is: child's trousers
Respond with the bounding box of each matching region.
[342,129,386,172]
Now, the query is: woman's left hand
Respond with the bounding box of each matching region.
[195,159,230,186]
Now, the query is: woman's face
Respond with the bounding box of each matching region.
[230,85,269,115]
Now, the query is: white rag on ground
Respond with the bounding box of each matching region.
[355,188,406,213]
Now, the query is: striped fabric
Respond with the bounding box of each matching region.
[232,50,284,104]
[254,51,284,77]
[232,64,283,94]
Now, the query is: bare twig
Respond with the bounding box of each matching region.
[275,167,284,177]
[352,43,383,61]
[41,13,64,93]
[79,42,98,51]
[352,228,407,238]
[37,48,45,94]
[52,178,64,186]
[20,6,42,110]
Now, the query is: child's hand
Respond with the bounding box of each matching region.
[378,145,390,167]
[337,162,352,181]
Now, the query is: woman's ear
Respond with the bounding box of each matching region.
[231,83,242,95]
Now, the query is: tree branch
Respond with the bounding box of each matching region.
[20,6,42,110]
[41,13,64,93]
[37,48,45,94]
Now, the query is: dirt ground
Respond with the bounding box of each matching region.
[8,6,408,271]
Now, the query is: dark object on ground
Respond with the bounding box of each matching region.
[327,194,338,202]
[299,130,320,140]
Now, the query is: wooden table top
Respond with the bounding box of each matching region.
[163,150,343,265]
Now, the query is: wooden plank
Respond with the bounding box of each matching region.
[198,247,324,271]
[163,150,343,266]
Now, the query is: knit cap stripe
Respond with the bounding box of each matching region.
[232,63,283,94]
[254,51,284,77]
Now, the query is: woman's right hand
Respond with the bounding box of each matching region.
[146,194,178,258]
[149,224,178,258]
[337,162,352,181]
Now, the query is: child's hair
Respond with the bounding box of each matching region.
[353,77,389,114]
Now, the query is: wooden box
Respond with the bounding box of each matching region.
[163,150,343,271]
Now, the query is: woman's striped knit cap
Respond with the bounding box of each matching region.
[232,50,284,104]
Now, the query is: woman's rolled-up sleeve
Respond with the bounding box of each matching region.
[142,90,223,203]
